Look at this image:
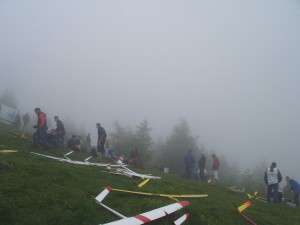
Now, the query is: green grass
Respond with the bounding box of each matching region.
[0,122,299,225]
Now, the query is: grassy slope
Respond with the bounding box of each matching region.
[0,123,299,225]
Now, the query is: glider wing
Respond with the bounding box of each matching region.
[99,201,189,225]
[95,187,189,225]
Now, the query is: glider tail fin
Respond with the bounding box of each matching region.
[238,201,251,213]
[174,213,189,225]
[138,178,150,188]
[95,186,112,203]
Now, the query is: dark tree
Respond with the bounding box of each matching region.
[134,120,153,162]
[160,118,200,174]
[109,121,135,158]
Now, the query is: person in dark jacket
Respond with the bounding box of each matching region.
[14,113,21,130]
[67,135,81,151]
[285,176,300,207]
[264,162,282,203]
[198,152,206,181]
[85,133,91,150]
[96,123,107,157]
[22,113,30,131]
[54,116,65,147]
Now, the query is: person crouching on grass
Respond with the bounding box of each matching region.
[285,176,300,207]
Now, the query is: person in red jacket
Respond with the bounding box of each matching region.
[212,154,220,184]
[32,107,52,149]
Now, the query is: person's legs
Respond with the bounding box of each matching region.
[267,185,273,203]
[273,183,279,203]
[200,168,204,181]
[31,130,39,146]
[192,169,199,180]
[58,134,65,148]
[185,167,191,178]
[294,192,300,207]
[97,143,105,153]
[98,144,105,158]
[38,129,52,148]
[213,170,219,184]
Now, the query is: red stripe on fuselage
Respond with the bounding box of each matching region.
[135,214,151,223]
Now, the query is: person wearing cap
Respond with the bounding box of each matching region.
[285,176,300,207]
[264,162,282,203]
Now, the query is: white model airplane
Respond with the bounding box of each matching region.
[31,151,161,179]
[107,164,161,180]
[31,151,121,167]
[95,186,190,225]
[104,156,161,179]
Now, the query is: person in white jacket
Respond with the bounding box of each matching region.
[264,162,282,203]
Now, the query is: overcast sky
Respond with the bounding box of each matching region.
[1,0,300,181]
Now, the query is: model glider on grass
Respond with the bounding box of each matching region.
[31,151,121,167]
[106,164,161,180]
[247,192,259,199]
[94,186,190,225]
[246,192,267,202]
[226,186,246,193]
[86,153,161,180]
[31,151,161,180]
[0,150,18,154]
[110,187,208,202]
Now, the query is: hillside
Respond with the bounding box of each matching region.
[0,122,299,225]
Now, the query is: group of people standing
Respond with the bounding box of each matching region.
[28,107,300,207]
[184,150,299,207]
[31,108,141,168]
[184,149,220,184]
[31,107,108,154]
[32,108,65,149]
[264,162,300,207]
[12,112,30,131]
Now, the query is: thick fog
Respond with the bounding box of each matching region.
[1,1,300,181]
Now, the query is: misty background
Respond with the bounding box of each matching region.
[1,1,300,187]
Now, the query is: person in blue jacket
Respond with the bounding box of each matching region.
[285,176,300,207]
[184,149,197,179]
